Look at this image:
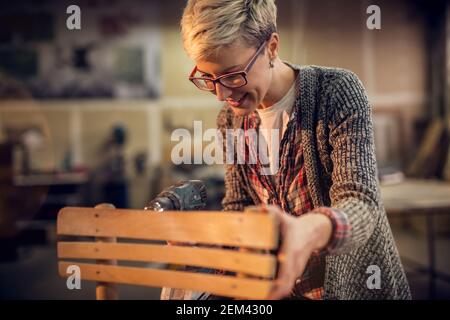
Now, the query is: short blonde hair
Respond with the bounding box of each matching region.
[181,0,277,61]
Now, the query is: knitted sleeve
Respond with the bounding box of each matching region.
[325,70,381,255]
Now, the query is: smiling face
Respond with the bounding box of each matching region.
[195,38,274,116]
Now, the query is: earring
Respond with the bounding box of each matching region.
[269,60,274,68]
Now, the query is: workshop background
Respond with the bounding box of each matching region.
[1,0,450,299]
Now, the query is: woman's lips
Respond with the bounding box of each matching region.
[227,93,248,108]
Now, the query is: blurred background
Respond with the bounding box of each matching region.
[0,0,449,299]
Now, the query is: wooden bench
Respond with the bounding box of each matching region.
[56,204,280,300]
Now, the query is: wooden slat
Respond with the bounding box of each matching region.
[58,242,276,278]
[58,262,273,300]
[57,207,279,250]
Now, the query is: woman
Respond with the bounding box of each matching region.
[179,0,411,300]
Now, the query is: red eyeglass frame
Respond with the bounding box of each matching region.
[189,40,268,91]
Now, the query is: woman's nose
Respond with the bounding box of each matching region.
[215,82,232,101]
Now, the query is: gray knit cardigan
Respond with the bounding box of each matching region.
[216,64,412,300]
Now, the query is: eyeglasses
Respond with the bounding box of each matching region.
[189,40,267,91]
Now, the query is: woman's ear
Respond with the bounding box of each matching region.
[267,33,279,60]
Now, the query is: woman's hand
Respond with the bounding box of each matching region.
[263,205,333,300]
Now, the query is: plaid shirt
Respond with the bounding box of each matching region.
[243,109,350,300]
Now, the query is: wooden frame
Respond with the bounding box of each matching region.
[56,204,280,300]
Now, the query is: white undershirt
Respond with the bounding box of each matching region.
[255,71,299,200]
